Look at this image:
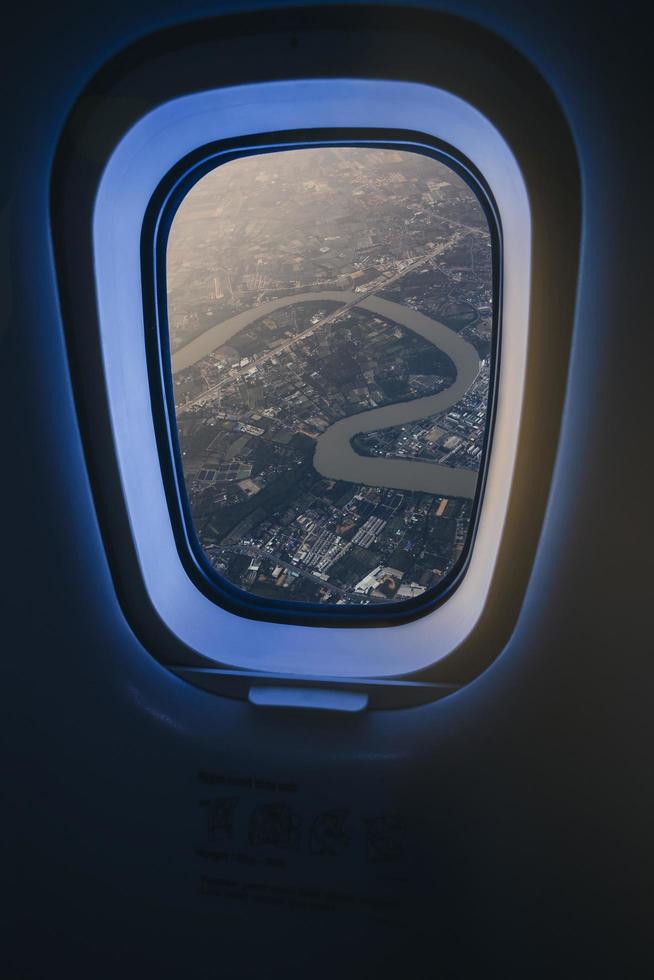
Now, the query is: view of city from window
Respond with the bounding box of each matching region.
[166,145,494,607]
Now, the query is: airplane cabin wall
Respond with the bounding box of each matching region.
[2,2,651,977]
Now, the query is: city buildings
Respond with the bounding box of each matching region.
[167,146,493,605]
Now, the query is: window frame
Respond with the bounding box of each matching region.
[50,6,581,698]
[144,130,502,628]
[63,77,532,682]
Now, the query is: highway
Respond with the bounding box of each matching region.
[172,234,465,386]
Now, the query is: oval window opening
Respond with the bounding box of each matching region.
[157,140,499,621]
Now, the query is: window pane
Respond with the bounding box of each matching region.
[166,145,494,608]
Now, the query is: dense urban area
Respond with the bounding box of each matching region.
[166,146,493,606]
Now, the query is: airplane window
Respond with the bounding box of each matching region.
[63,66,539,674]
[157,141,498,621]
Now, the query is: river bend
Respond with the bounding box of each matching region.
[171,290,481,498]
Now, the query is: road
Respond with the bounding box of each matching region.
[172,234,465,388]
[171,256,482,498]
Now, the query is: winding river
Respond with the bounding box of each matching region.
[171,290,481,499]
